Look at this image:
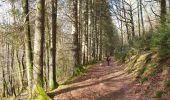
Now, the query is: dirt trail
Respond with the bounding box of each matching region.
[49,59,150,100]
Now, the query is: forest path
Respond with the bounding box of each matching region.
[49,59,147,100]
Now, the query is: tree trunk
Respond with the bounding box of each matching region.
[122,0,130,41]
[129,5,135,38]
[49,0,59,90]
[32,0,49,99]
[137,0,141,36]
[16,51,23,93]
[161,0,166,24]
[139,0,145,36]
[73,0,80,66]
[22,0,33,97]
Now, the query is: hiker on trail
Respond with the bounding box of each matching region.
[106,55,111,66]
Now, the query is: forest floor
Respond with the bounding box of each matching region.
[48,59,154,100]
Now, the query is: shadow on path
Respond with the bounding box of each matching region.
[48,71,126,97]
[49,59,142,100]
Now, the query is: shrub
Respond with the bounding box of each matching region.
[115,24,170,62]
[129,33,153,51]
[73,65,85,76]
[114,45,129,63]
[151,24,170,60]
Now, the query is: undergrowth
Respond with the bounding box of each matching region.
[64,59,99,84]
[153,90,164,98]
[115,24,170,63]
[73,60,98,77]
[139,77,148,84]
[114,24,170,99]
[165,80,170,88]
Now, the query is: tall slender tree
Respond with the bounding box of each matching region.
[32,0,50,99]
[160,0,166,23]
[73,0,80,66]
[22,0,33,97]
[139,0,145,35]
[49,0,59,90]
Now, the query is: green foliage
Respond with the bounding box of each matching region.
[140,67,147,76]
[129,33,152,51]
[115,51,127,63]
[139,77,148,84]
[73,65,86,77]
[86,59,98,65]
[150,69,157,77]
[165,80,170,88]
[151,24,170,59]
[31,85,51,100]
[153,90,164,98]
[114,45,129,62]
[121,24,170,61]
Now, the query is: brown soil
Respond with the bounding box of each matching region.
[48,59,155,100]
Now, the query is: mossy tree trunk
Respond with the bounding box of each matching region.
[32,0,50,99]
[16,51,23,93]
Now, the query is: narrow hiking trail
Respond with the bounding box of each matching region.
[49,59,151,100]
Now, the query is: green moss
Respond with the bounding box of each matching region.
[49,81,59,90]
[48,85,70,94]
[30,85,51,100]
[129,53,151,78]
[124,55,138,73]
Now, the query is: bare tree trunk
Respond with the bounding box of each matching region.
[1,46,6,97]
[129,5,135,38]
[49,0,59,90]
[142,4,153,30]
[139,0,145,36]
[16,50,23,93]
[6,43,10,96]
[73,0,80,66]
[45,15,50,89]
[22,0,33,97]
[137,0,141,36]
[169,0,170,12]
[161,0,166,24]
[78,0,83,65]
[2,67,6,97]
[122,0,130,41]
[89,0,93,61]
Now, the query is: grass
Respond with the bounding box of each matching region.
[64,60,99,85]
[150,69,157,77]
[153,90,164,98]
[165,80,170,88]
[139,77,148,84]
